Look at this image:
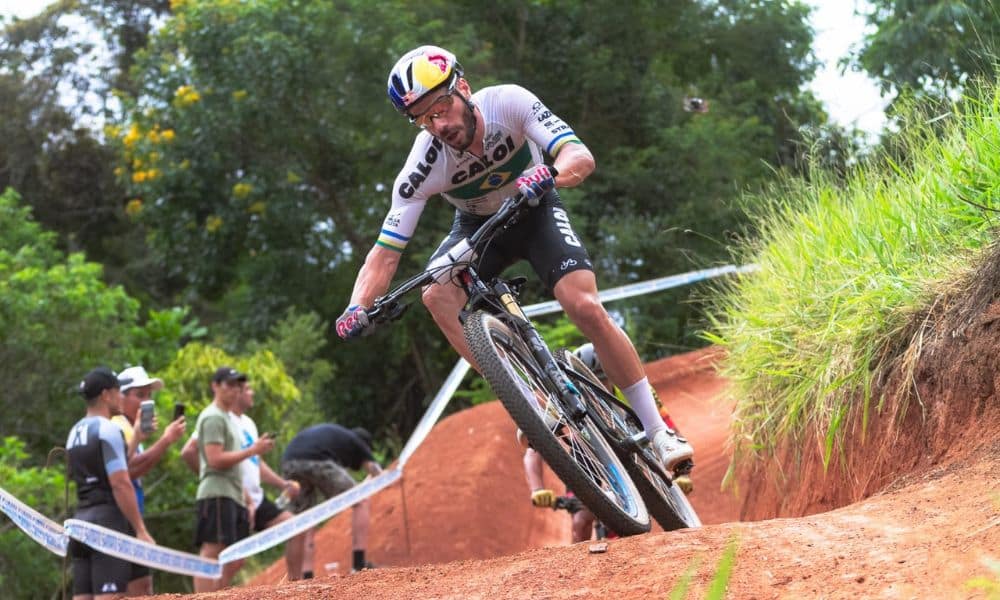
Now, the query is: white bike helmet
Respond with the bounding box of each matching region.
[573,343,605,380]
[387,45,463,117]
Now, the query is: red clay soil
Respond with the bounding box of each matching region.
[154,337,1000,600]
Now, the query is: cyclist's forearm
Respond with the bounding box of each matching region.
[553,143,595,188]
[351,245,401,306]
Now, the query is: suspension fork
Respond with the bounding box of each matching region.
[488,279,588,421]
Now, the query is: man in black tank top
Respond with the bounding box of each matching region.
[66,366,154,599]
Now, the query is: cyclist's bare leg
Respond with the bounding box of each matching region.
[422,281,480,371]
[572,507,596,543]
[553,270,666,435]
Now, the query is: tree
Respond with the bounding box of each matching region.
[856,0,1000,107]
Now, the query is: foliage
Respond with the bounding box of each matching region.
[704,83,999,464]
[856,0,1000,111]
[0,187,187,458]
[0,436,70,599]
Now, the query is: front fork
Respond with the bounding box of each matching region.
[490,280,588,421]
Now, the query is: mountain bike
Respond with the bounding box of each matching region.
[366,181,700,535]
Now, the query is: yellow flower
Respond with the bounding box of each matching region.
[148,152,161,163]
[173,85,201,107]
[248,201,266,214]
[113,167,124,177]
[132,171,148,183]
[232,182,253,199]
[146,169,162,181]
[147,129,161,143]
[232,89,248,102]
[103,124,121,139]
[179,159,191,170]
[160,129,175,142]
[123,124,141,148]
[205,215,223,233]
[132,158,144,169]
[125,199,143,217]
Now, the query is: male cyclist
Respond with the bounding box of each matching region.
[335,45,692,474]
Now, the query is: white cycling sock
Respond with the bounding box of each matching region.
[621,377,667,438]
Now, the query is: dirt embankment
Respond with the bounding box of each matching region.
[158,306,999,599]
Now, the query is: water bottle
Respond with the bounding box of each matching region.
[275,480,300,510]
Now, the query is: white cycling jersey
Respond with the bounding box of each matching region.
[376,84,582,253]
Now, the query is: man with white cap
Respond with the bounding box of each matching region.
[109,365,186,596]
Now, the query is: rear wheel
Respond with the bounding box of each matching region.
[560,349,702,530]
[464,311,650,536]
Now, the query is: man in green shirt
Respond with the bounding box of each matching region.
[192,367,274,592]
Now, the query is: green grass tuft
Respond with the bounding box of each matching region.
[705,80,1000,466]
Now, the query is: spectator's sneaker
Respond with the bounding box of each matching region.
[652,429,693,472]
[351,561,377,574]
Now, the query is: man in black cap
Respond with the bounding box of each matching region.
[191,366,274,592]
[281,424,382,576]
[66,366,155,598]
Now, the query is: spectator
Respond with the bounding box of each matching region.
[66,366,154,598]
[181,380,306,580]
[108,365,185,596]
[522,446,597,543]
[191,367,273,592]
[280,424,382,576]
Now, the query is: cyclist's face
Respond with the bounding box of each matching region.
[409,80,476,150]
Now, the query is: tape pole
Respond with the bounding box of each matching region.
[63,519,221,579]
[0,486,68,556]
[217,468,402,564]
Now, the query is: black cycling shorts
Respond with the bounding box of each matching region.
[428,189,593,293]
[69,504,134,596]
[194,496,249,548]
[253,496,283,531]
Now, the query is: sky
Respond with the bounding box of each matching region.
[1,0,888,136]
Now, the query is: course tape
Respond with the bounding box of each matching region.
[0,487,68,556]
[63,519,221,578]
[524,264,759,317]
[218,468,402,564]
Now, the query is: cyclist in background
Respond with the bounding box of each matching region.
[335,45,692,476]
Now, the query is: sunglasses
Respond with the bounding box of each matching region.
[407,91,456,128]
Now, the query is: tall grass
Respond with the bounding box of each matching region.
[704,82,1000,465]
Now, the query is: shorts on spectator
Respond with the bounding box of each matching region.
[194,496,249,547]
[281,459,357,514]
[70,504,133,596]
[253,496,283,532]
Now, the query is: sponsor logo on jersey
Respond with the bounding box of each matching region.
[451,135,517,185]
[384,208,403,229]
[398,137,444,199]
[484,130,504,153]
[552,207,582,247]
[101,583,119,593]
[560,258,578,271]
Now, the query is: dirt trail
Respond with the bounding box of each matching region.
[158,343,999,599]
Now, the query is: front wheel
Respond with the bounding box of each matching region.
[464,311,650,536]
[560,349,702,531]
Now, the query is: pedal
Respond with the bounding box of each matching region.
[673,458,694,476]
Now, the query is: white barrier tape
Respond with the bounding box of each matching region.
[399,359,472,467]
[0,486,68,556]
[63,519,222,578]
[524,264,759,317]
[217,468,402,564]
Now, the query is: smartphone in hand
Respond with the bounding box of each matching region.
[173,403,186,421]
